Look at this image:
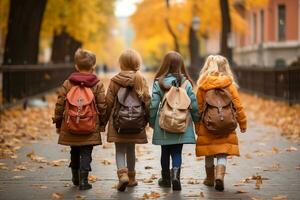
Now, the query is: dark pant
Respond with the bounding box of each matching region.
[161,144,183,171]
[69,145,93,171]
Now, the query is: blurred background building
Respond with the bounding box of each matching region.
[233,0,300,67]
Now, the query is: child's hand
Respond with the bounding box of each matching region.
[240,128,246,133]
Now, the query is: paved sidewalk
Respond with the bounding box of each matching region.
[0,120,300,200]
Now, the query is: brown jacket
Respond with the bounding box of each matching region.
[53,73,106,146]
[105,71,150,144]
[195,75,247,157]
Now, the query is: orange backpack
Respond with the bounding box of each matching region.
[63,85,97,134]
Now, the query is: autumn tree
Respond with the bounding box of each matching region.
[131,0,246,68]
[3,0,47,65]
[220,0,232,63]
[41,0,115,63]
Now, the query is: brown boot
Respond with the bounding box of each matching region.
[127,171,138,187]
[203,165,214,187]
[117,168,129,191]
[215,164,226,191]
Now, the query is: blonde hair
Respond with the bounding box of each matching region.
[197,55,238,87]
[118,49,147,98]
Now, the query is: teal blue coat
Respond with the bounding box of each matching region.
[150,74,200,145]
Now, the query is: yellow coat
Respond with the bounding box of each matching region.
[195,75,247,157]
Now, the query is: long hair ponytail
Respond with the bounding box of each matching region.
[118,49,148,98]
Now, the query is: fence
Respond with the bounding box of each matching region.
[233,66,300,104]
[1,64,74,109]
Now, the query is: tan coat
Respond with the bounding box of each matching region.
[54,79,106,146]
[195,75,247,156]
[105,71,150,144]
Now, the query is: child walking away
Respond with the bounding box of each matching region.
[150,51,200,191]
[105,49,150,192]
[195,55,247,191]
[53,48,106,190]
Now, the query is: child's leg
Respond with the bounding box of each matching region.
[158,145,171,187]
[78,145,93,190]
[70,146,80,186]
[169,144,183,191]
[126,143,136,171]
[161,145,171,171]
[215,154,227,191]
[69,146,80,170]
[170,144,183,168]
[115,143,129,191]
[216,154,227,166]
[126,143,137,187]
[115,143,126,169]
[205,156,214,167]
[79,145,93,171]
[203,155,215,187]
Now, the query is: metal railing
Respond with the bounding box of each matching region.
[1,64,74,109]
[233,66,300,104]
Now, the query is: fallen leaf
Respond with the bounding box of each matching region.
[187,178,199,184]
[272,147,279,153]
[50,159,68,167]
[200,192,204,197]
[30,184,48,189]
[143,178,153,183]
[251,198,263,200]
[52,192,63,199]
[255,175,263,189]
[236,190,248,194]
[142,191,160,199]
[101,159,111,165]
[244,153,252,159]
[296,165,300,170]
[233,183,244,187]
[11,176,25,180]
[272,195,288,200]
[285,146,298,152]
[145,166,153,170]
[88,175,99,183]
[195,157,203,161]
[75,195,86,200]
[64,183,71,187]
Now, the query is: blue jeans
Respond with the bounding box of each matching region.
[161,144,183,171]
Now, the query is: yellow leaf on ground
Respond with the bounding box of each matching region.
[236,190,248,193]
[285,146,298,152]
[52,192,63,199]
[142,191,160,199]
[272,195,288,200]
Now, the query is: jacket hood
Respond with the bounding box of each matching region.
[68,72,99,87]
[199,75,232,90]
[111,71,136,87]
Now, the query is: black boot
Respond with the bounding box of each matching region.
[158,170,171,187]
[79,171,92,190]
[171,167,181,191]
[71,169,79,186]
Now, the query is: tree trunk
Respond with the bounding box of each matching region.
[3,0,47,65]
[219,0,232,63]
[51,30,82,63]
[165,0,180,53]
[188,25,201,80]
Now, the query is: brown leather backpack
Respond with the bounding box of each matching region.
[202,88,237,135]
[63,86,97,134]
[159,80,191,133]
[113,87,146,134]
